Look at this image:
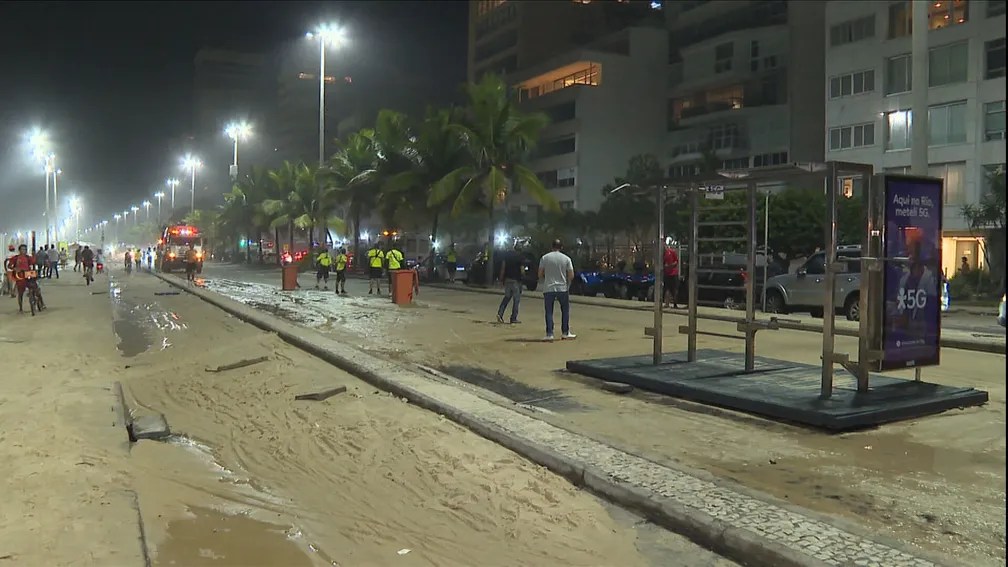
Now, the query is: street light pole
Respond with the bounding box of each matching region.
[154,192,164,224]
[44,159,52,246]
[190,164,197,213]
[52,166,61,244]
[318,38,326,165]
[166,178,179,212]
[143,201,151,222]
[131,206,139,226]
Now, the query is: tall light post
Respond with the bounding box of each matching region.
[69,196,82,241]
[181,155,202,214]
[224,121,252,179]
[131,206,139,226]
[26,129,51,245]
[166,178,180,212]
[154,191,165,224]
[143,200,151,222]
[113,214,121,244]
[101,220,108,250]
[306,24,347,165]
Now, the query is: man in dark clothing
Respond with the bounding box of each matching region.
[73,247,82,272]
[496,243,525,324]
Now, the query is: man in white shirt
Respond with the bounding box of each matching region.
[537,239,576,342]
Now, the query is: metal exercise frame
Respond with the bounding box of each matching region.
[639,162,875,399]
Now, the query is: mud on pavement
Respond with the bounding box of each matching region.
[114,272,735,567]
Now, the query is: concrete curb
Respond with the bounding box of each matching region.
[153,272,955,567]
[424,283,1006,354]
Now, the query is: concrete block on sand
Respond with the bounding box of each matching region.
[131,414,170,441]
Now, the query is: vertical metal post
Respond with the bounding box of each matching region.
[745,181,757,372]
[190,167,196,214]
[688,186,699,362]
[52,169,59,244]
[859,173,883,391]
[653,185,665,365]
[914,367,922,382]
[44,171,51,246]
[910,0,929,176]
[821,163,839,398]
[762,190,769,312]
[319,39,327,166]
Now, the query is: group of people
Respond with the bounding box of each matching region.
[312,246,350,294]
[30,244,65,279]
[495,240,680,341]
[3,243,98,312]
[310,241,410,296]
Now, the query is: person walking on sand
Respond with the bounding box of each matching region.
[497,241,524,324]
[537,239,576,342]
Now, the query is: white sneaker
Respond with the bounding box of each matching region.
[562,332,577,340]
[543,335,555,342]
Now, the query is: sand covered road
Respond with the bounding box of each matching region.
[118,272,732,567]
[199,265,1006,566]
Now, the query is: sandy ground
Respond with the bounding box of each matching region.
[201,264,1007,566]
[0,278,143,566]
[112,271,734,567]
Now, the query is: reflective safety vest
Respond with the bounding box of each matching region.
[386,248,404,270]
[317,252,332,267]
[334,254,348,271]
[446,249,457,263]
[367,248,384,268]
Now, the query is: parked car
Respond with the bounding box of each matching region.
[417,252,468,282]
[600,271,655,301]
[763,247,863,320]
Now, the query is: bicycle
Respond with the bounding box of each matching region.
[19,270,45,316]
[83,263,94,286]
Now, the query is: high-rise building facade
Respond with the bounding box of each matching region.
[664,0,827,180]
[823,0,1005,276]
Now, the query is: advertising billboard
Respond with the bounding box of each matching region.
[879,175,943,370]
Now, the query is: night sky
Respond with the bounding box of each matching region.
[0,1,467,236]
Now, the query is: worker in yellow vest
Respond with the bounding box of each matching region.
[446,243,457,283]
[334,247,349,295]
[315,247,333,290]
[367,244,385,295]
[385,243,404,295]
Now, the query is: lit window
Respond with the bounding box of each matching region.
[885,110,912,150]
[518,63,601,101]
[985,101,1006,141]
[929,0,969,29]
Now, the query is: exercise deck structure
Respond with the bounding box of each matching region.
[566,349,988,431]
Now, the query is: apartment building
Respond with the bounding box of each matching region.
[664,0,827,181]
[468,0,665,214]
[824,0,1006,275]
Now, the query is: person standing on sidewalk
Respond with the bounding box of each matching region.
[73,246,81,272]
[334,247,349,295]
[47,245,60,280]
[314,247,332,290]
[497,242,524,324]
[537,239,576,342]
[445,244,458,283]
[662,242,680,309]
[366,244,385,295]
[385,242,404,295]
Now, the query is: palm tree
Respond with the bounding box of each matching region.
[383,106,468,270]
[294,163,340,247]
[430,73,557,284]
[221,165,270,263]
[328,131,379,263]
[265,161,301,253]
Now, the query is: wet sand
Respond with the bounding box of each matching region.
[200,268,1006,566]
[118,273,729,566]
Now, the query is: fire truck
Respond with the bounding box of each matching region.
[157,224,204,273]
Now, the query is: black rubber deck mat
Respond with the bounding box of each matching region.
[566,350,989,431]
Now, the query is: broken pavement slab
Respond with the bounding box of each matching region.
[294,385,348,401]
[130,414,171,441]
[206,355,270,373]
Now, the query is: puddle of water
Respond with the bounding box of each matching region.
[110,281,189,357]
[154,506,315,567]
[439,364,586,411]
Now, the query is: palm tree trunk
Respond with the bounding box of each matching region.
[257,231,264,263]
[246,223,253,263]
[274,228,280,265]
[288,221,294,253]
[429,211,440,275]
[352,206,362,271]
[308,224,314,251]
[485,206,495,286]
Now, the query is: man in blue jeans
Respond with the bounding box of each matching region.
[537,239,576,342]
[497,242,525,324]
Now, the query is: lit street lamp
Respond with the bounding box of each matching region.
[166,178,180,211]
[69,196,82,240]
[224,121,252,179]
[52,167,62,243]
[181,155,202,213]
[306,24,347,165]
[131,205,139,226]
[154,191,165,223]
[143,200,151,221]
[113,214,122,244]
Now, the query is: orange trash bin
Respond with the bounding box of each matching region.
[391,269,418,305]
[281,264,299,291]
